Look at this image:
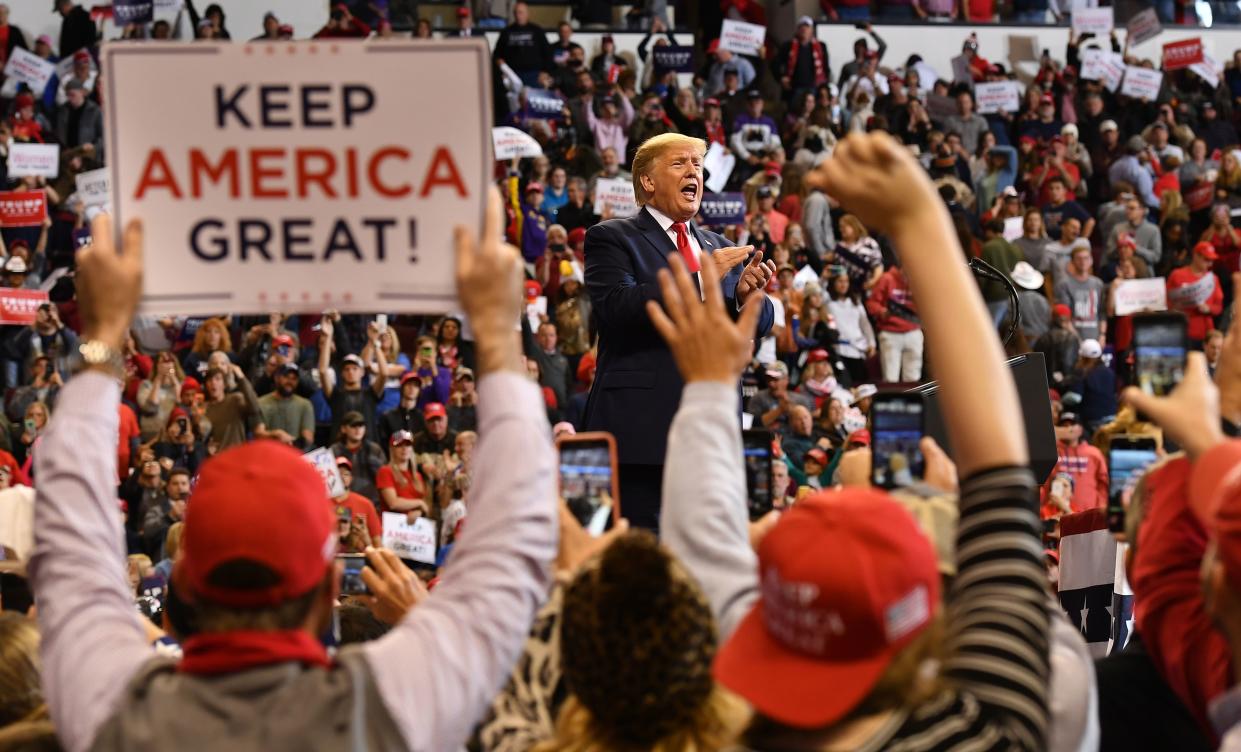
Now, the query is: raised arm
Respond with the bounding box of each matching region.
[318,318,335,400]
[362,189,557,750]
[654,251,765,639]
[28,215,152,752]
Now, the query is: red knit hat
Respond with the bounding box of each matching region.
[175,441,335,607]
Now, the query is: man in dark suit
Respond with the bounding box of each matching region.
[583,133,776,531]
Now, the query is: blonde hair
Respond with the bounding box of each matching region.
[838,214,869,242]
[0,613,42,726]
[165,521,185,561]
[632,133,708,204]
[380,327,402,362]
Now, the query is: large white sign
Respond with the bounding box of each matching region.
[8,143,59,178]
[975,81,1020,114]
[1189,52,1223,89]
[1072,7,1114,34]
[381,512,437,565]
[103,40,491,316]
[491,126,542,160]
[3,48,56,96]
[594,177,638,218]
[1081,49,1125,92]
[1113,277,1167,316]
[1120,66,1164,100]
[719,19,766,56]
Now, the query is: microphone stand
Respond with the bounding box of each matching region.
[967,256,1021,348]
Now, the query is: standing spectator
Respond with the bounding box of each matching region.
[378,372,425,449]
[447,368,479,433]
[312,5,370,38]
[180,317,233,382]
[1197,101,1237,154]
[255,363,314,449]
[944,89,989,155]
[318,317,386,438]
[375,430,430,517]
[202,364,258,451]
[731,91,783,175]
[1012,261,1051,340]
[495,1,553,87]
[413,403,457,455]
[1064,339,1117,435]
[330,410,385,502]
[1110,136,1161,210]
[589,34,628,83]
[1041,176,1093,240]
[135,351,183,441]
[360,322,410,415]
[410,336,451,409]
[826,272,877,384]
[802,184,834,258]
[747,186,789,244]
[832,214,884,292]
[979,219,1022,324]
[867,261,923,383]
[1167,242,1224,346]
[53,0,93,58]
[332,456,381,550]
[1014,208,1052,275]
[140,468,189,559]
[582,89,635,169]
[524,321,572,409]
[0,5,25,70]
[54,80,102,155]
[1045,215,1090,286]
[627,92,674,164]
[1056,245,1107,343]
[777,17,830,102]
[10,302,76,387]
[1106,196,1163,267]
[557,178,598,232]
[1042,410,1108,513]
[703,41,756,96]
[519,182,549,263]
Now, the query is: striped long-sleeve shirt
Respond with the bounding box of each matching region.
[662,382,1050,751]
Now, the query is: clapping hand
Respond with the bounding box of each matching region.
[734,251,777,305]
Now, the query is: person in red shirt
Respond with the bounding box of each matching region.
[374,429,428,517]
[1040,411,1108,514]
[0,446,30,487]
[117,402,140,483]
[1167,242,1224,345]
[865,262,922,383]
[747,185,789,244]
[332,455,382,547]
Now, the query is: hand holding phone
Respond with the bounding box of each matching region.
[743,429,774,521]
[1133,312,1188,397]
[870,392,926,489]
[557,432,619,536]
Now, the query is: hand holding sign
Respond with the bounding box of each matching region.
[77,213,143,352]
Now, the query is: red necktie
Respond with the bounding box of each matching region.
[671,222,700,273]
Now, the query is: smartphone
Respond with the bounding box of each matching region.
[1107,436,1158,533]
[557,432,619,536]
[1133,312,1188,397]
[376,313,388,333]
[870,392,926,489]
[337,553,368,595]
[742,429,773,521]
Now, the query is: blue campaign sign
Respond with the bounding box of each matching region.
[698,192,747,227]
[525,87,565,120]
[652,45,695,73]
[114,0,154,25]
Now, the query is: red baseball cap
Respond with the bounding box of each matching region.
[335,455,352,471]
[714,490,941,728]
[272,333,295,348]
[525,279,543,301]
[567,226,587,247]
[706,38,720,54]
[390,429,414,446]
[181,376,201,394]
[176,442,335,607]
[805,447,829,466]
[1195,241,1219,260]
[400,370,420,386]
[1117,233,1136,249]
[807,348,830,364]
[847,428,871,447]
[1053,303,1072,319]
[424,402,447,419]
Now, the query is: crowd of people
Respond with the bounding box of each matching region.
[1,1,1241,751]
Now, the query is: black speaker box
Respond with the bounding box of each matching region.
[909,352,1058,485]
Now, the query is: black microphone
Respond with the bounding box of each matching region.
[966,256,1021,347]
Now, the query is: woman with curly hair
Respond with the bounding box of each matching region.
[181,317,234,382]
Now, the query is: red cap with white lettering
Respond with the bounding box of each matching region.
[714,489,941,728]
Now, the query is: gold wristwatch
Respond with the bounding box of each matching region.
[77,340,124,376]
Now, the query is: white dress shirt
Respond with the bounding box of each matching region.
[646,204,708,298]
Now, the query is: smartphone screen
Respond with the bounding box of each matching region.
[742,429,773,521]
[1107,438,1158,532]
[1133,313,1187,397]
[871,394,925,489]
[558,434,617,536]
[338,553,368,595]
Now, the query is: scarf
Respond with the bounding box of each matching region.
[179,630,331,676]
[787,40,827,86]
[706,120,726,146]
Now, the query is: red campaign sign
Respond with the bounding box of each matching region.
[1163,38,1204,70]
[0,191,47,227]
[0,290,48,326]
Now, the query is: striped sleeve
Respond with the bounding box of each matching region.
[944,465,1050,751]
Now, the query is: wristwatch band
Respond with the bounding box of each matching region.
[77,340,124,375]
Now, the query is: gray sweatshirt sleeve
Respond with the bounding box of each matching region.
[29,372,155,752]
[660,381,758,640]
[364,371,558,751]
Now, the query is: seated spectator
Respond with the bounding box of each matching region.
[747,362,814,430]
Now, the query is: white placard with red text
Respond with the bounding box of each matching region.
[1113,277,1167,316]
[382,512,437,565]
[8,143,59,178]
[1120,66,1163,100]
[593,177,638,218]
[103,40,492,315]
[491,126,543,160]
[975,81,1020,114]
[1072,7,1113,34]
[719,20,765,56]
[4,48,56,96]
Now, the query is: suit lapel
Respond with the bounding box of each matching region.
[637,206,675,259]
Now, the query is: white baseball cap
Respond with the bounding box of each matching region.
[1079,339,1103,359]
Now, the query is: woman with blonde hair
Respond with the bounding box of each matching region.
[1216,149,1241,207]
[373,429,429,517]
[0,613,43,729]
[361,321,411,414]
[833,213,883,292]
[182,317,234,381]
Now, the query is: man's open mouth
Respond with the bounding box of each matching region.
[681,182,699,200]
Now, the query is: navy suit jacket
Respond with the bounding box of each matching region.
[582,206,775,465]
